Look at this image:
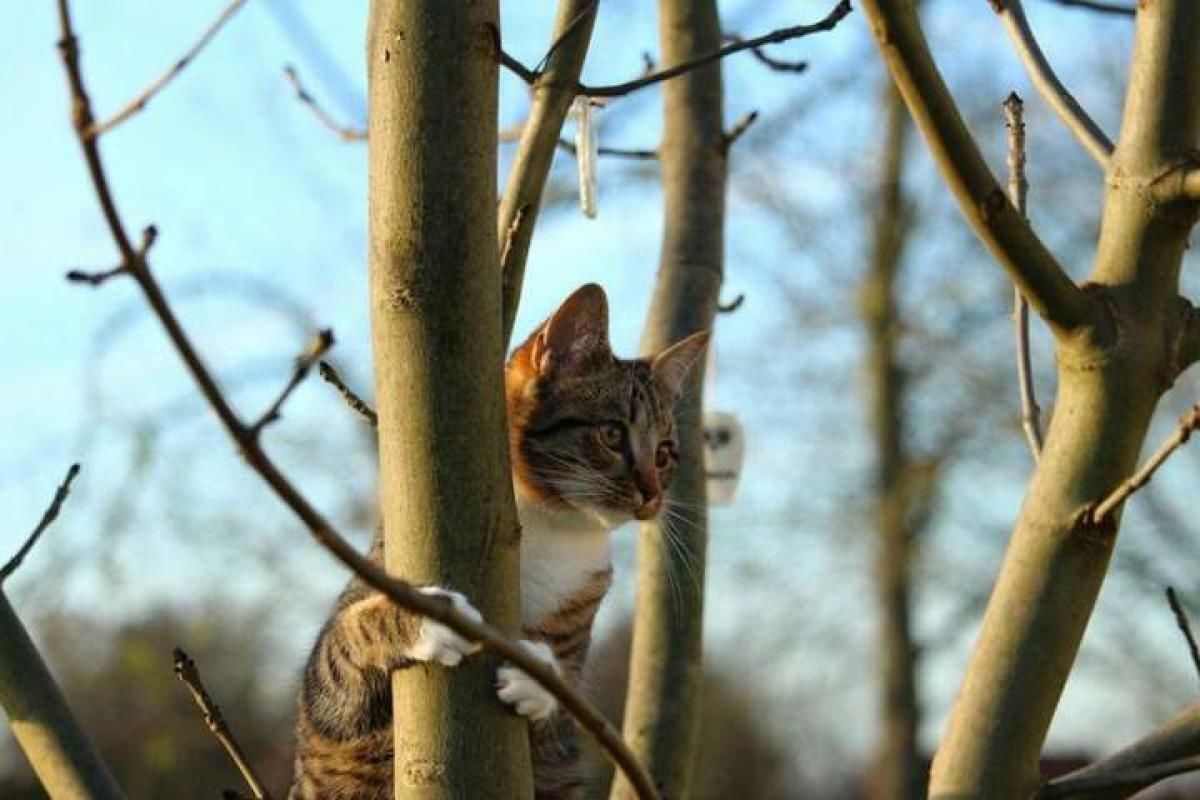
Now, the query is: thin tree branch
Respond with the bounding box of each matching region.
[0,464,80,584]
[1040,0,1135,17]
[0,476,124,799]
[318,361,377,427]
[859,0,1099,335]
[86,0,250,138]
[716,294,745,313]
[499,0,601,347]
[248,328,333,437]
[1092,402,1200,522]
[721,33,808,73]
[721,110,760,153]
[173,648,271,800]
[992,0,1114,167]
[56,5,657,796]
[1166,587,1200,686]
[1004,93,1044,460]
[1038,702,1200,798]
[1042,755,1200,797]
[282,65,367,142]
[579,0,851,98]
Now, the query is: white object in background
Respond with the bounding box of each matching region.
[571,96,599,218]
[703,411,744,506]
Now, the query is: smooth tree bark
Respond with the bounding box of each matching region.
[0,592,124,800]
[366,2,531,797]
[860,80,922,800]
[612,0,725,797]
[859,1,1200,796]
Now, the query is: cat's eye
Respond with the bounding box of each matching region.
[656,442,675,469]
[597,422,625,449]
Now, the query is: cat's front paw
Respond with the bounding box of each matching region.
[496,640,560,721]
[407,587,483,667]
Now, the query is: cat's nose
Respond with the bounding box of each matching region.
[634,494,662,520]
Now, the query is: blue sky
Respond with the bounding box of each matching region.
[3,0,1199,784]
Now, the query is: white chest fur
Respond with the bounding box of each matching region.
[518,501,616,628]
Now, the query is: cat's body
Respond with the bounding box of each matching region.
[289,285,706,800]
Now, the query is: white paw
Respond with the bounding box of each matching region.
[407,587,483,667]
[496,640,560,721]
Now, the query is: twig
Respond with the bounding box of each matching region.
[858,0,1099,336]
[249,328,334,437]
[553,137,659,160]
[721,110,760,153]
[582,1,849,98]
[1041,0,1135,16]
[86,0,250,138]
[0,464,81,584]
[1004,93,1044,460]
[66,226,156,287]
[722,33,808,73]
[282,65,367,142]
[1166,587,1200,687]
[716,294,745,313]
[318,361,377,427]
[173,648,271,800]
[1092,403,1200,522]
[1040,755,1200,797]
[992,0,1114,167]
[57,5,658,796]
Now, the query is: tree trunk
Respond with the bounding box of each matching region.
[612,0,725,797]
[366,3,530,798]
[0,591,125,800]
[926,3,1200,796]
[861,81,922,800]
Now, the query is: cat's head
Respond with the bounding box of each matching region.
[506,284,708,527]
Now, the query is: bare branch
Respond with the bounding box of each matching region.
[721,110,760,152]
[87,0,250,138]
[173,648,272,800]
[57,5,657,796]
[282,65,367,143]
[858,0,1099,335]
[721,33,808,73]
[317,361,377,427]
[1004,93,1044,460]
[716,294,745,313]
[0,464,80,584]
[1040,0,1135,16]
[1092,402,1200,522]
[579,1,851,99]
[249,328,334,437]
[1038,702,1200,798]
[992,0,1114,167]
[1166,587,1200,687]
[499,0,600,346]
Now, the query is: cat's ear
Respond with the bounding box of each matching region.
[651,331,709,398]
[531,283,612,375]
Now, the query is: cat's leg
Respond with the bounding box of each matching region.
[290,587,481,800]
[496,639,561,720]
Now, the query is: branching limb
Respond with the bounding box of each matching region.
[57,5,657,796]
[173,649,272,800]
[721,33,808,73]
[282,65,367,142]
[87,0,249,138]
[248,328,334,438]
[0,475,123,799]
[1004,93,1044,460]
[499,0,600,346]
[1041,0,1135,16]
[1092,402,1200,522]
[1166,587,1200,686]
[0,464,80,584]
[1037,702,1200,798]
[578,0,850,99]
[992,0,1114,167]
[859,0,1099,336]
[317,361,377,427]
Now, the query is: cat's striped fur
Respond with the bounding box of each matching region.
[289,284,707,799]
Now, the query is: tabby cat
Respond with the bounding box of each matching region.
[289,283,707,799]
